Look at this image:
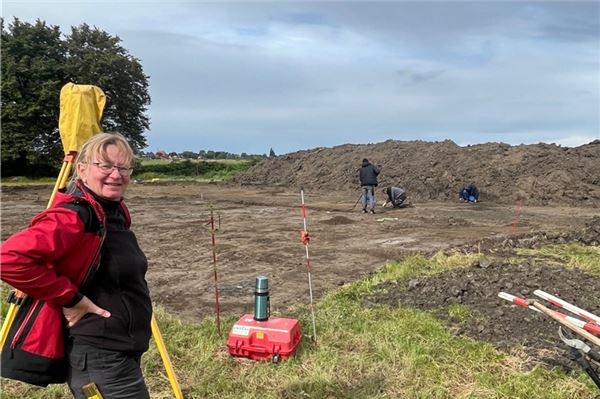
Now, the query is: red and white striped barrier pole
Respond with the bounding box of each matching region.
[499,292,538,311]
[300,188,318,343]
[534,289,600,325]
[498,292,600,336]
[209,208,222,336]
[511,199,524,235]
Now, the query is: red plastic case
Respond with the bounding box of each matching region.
[227,314,302,362]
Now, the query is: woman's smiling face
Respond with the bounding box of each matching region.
[77,144,131,201]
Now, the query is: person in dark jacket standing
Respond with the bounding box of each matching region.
[382,186,410,208]
[358,158,380,214]
[1,133,152,398]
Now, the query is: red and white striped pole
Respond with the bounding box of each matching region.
[511,199,524,235]
[534,289,600,325]
[499,292,600,336]
[209,208,222,336]
[300,188,318,343]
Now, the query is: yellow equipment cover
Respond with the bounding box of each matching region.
[58,83,106,154]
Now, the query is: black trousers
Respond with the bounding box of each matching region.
[66,343,150,399]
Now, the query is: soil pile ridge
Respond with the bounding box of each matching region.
[367,216,600,370]
[368,261,599,370]
[234,140,600,206]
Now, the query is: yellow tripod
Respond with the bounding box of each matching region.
[0,83,183,399]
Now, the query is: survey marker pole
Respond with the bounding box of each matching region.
[209,207,222,336]
[498,292,600,347]
[499,292,600,337]
[534,289,600,325]
[299,188,318,343]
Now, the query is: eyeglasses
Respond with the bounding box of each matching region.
[91,162,134,176]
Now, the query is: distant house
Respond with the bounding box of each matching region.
[155,150,169,159]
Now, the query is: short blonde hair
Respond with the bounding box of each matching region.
[75,132,135,175]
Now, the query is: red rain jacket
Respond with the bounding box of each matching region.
[0,181,130,386]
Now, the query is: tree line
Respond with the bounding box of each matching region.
[143,149,274,160]
[1,18,150,177]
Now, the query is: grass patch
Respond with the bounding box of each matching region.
[515,243,600,276]
[0,159,259,185]
[1,251,596,398]
[0,177,55,186]
[134,159,258,181]
[329,252,483,302]
[447,303,472,323]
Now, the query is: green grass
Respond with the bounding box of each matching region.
[141,159,251,166]
[134,159,258,181]
[447,303,472,324]
[2,250,596,398]
[330,252,483,303]
[0,177,56,185]
[515,243,600,276]
[0,159,259,185]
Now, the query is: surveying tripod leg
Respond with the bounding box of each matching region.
[0,303,18,348]
[82,383,104,399]
[351,193,363,210]
[151,314,184,399]
[48,160,73,208]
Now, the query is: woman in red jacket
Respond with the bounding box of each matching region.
[1,132,152,399]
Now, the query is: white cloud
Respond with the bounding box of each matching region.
[3,1,599,153]
[551,135,599,147]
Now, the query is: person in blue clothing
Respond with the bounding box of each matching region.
[459,183,480,203]
[358,158,380,214]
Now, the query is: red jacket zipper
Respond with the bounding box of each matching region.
[11,299,40,349]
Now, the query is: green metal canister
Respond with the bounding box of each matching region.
[254,276,270,321]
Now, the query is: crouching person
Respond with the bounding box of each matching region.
[0,133,152,399]
[459,183,480,203]
[382,186,410,208]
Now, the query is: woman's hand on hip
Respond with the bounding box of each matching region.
[63,295,111,328]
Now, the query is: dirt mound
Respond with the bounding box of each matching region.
[322,215,354,225]
[368,261,599,370]
[234,140,600,207]
[367,220,600,370]
[456,215,600,255]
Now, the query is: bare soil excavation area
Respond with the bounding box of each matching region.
[1,182,599,370]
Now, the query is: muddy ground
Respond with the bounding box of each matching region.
[1,182,599,370]
[369,255,600,370]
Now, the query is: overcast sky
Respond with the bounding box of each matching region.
[3,1,599,154]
